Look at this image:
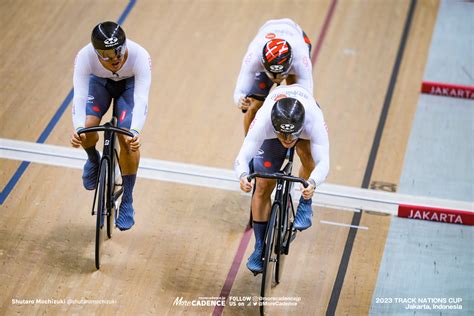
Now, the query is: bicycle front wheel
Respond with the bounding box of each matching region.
[107,152,120,239]
[95,159,108,270]
[275,193,295,284]
[260,203,279,315]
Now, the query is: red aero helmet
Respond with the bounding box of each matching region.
[261,39,293,79]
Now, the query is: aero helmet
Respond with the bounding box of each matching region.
[271,97,305,141]
[261,39,293,79]
[91,21,126,60]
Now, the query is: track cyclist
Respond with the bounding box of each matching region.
[234,84,330,274]
[70,21,152,231]
[233,18,313,134]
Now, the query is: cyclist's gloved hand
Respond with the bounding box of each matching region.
[128,129,141,152]
[301,178,316,200]
[239,173,253,193]
[238,97,251,112]
[70,129,86,148]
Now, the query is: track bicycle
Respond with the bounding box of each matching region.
[247,146,308,315]
[78,117,133,269]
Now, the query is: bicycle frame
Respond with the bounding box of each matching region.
[248,147,306,253]
[247,146,308,315]
[248,146,309,216]
[78,117,134,269]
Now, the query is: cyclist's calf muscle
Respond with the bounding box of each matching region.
[81,115,101,148]
[117,135,140,175]
[251,178,276,221]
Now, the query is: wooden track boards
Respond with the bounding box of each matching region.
[0,0,439,314]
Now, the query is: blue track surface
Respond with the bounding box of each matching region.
[371,1,474,314]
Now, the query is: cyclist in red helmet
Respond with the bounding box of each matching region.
[261,38,293,81]
[233,18,313,134]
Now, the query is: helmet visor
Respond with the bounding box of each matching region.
[273,122,302,141]
[275,131,300,142]
[94,43,126,61]
[263,67,290,80]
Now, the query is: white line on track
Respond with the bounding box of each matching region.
[320,220,369,230]
[1,138,473,214]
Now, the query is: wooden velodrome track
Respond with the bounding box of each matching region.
[0,0,440,315]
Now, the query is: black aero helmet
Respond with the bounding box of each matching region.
[271,97,305,140]
[91,22,126,60]
[261,39,293,79]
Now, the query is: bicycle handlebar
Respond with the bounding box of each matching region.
[246,93,266,102]
[247,172,309,188]
[78,125,134,138]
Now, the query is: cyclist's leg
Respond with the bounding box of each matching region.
[285,74,297,85]
[243,72,274,135]
[114,77,139,231]
[252,139,288,216]
[82,76,112,190]
[247,139,287,273]
[251,139,288,220]
[294,139,316,230]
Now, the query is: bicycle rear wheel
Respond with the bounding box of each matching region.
[260,203,279,315]
[95,159,108,270]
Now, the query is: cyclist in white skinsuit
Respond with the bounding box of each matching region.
[70,21,152,231]
[233,18,314,134]
[72,40,150,133]
[234,84,329,274]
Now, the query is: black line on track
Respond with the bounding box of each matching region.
[326,0,417,314]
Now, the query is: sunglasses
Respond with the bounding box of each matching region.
[264,68,290,81]
[94,44,126,61]
[274,130,300,142]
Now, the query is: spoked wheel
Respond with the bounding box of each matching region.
[275,193,295,284]
[95,159,108,270]
[260,204,279,316]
